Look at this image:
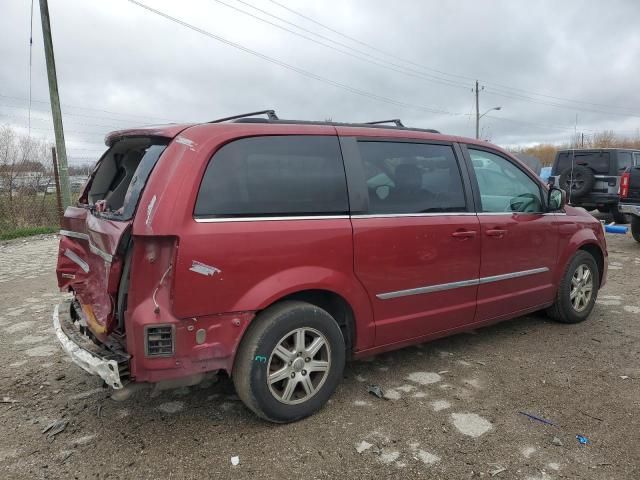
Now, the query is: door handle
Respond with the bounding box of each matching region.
[451,230,477,239]
[486,229,507,237]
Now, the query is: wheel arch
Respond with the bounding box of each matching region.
[272,289,357,357]
[229,266,375,353]
[555,230,606,288]
[578,242,605,285]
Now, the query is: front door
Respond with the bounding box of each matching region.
[347,139,481,346]
[466,147,558,322]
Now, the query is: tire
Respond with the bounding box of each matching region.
[232,300,345,423]
[546,250,599,324]
[559,166,595,199]
[611,205,630,224]
[632,216,640,243]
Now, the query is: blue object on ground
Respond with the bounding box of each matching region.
[576,434,590,445]
[605,225,628,234]
[518,411,556,426]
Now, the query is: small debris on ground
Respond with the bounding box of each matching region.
[1,396,19,403]
[576,434,590,445]
[489,466,507,476]
[367,385,385,399]
[518,411,556,426]
[355,440,373,454]
[551,436,563,446]
[230,455,240,466]
[42,419,68,439]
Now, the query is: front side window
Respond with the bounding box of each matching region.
[469,149,543,213]
[194,136,348,217]
[357,141,467,214]
[634,153,640,166]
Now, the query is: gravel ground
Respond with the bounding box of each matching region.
[0,230,638,479]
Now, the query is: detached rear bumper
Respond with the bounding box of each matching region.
[619,203,640,216]
[53,301,129,389]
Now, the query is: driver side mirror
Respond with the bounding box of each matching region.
[547,187,566,211]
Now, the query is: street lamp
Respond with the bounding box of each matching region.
[476,106,502,139]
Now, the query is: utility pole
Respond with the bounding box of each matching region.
[51,147,64,226]
[39,0,71,209]
[475,81,480,139]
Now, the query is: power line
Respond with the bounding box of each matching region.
[214,0,471,91]
[263,0,640,115]
[128,0,462,117]
[0,93,181,123]
[484,88,640,119]
[0,109,141,130]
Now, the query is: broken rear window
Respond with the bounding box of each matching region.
[84,137,168,221]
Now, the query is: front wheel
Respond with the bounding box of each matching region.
[233,301,345,423]
[631,216,640,243]
[546,251,599,324]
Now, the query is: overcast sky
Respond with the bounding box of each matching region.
[1,0,639,165]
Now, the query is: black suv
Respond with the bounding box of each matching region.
[551,148,640,223]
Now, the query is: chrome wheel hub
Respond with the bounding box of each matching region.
[570,264,593,312]
[267,327,331,405]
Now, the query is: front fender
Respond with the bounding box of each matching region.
[230,266,375,351]
[555,221,607,286]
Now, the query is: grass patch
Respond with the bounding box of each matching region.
[0,226,58,241]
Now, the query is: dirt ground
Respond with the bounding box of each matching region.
[0,229,638,480]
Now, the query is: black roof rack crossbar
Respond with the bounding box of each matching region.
[365,119,404,127]
[209,109,278,124]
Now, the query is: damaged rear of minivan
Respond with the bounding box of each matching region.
[54,127,184,389]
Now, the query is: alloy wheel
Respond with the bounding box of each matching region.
[267,327,331,405]
[570,264,593,312]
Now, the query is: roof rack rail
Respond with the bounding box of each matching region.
[365,119,404,127]
[209,109,278,124]
[231,117,440,134]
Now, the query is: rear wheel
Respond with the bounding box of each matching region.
[632,216,640,243]
[547,250,599,324]
[233,301,345,423]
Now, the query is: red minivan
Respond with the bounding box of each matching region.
[54,112,607,422]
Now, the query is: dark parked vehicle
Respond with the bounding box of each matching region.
[619,165,640,241]
[551,148,640,223]
[54,112,608,423]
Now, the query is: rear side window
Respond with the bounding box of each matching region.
[357,141,467,214]
[195,136,348,217]
[634,153,640,166]
[617,152,632,170]
[554,151,610,174]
